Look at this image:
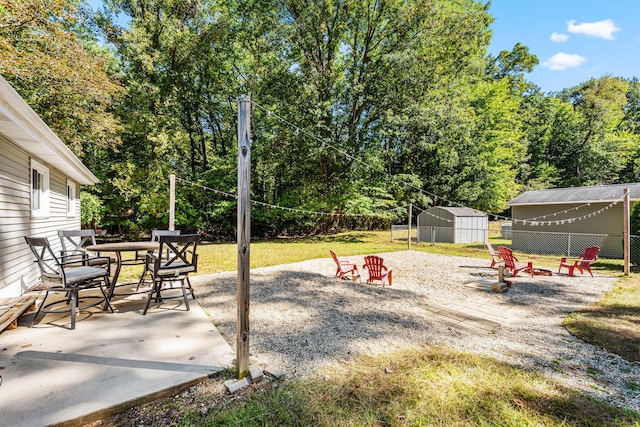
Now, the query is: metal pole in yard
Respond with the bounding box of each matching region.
[408,203,412,250]
[624,188,630,276]
[237,96,252,378]
[169,174,175,231]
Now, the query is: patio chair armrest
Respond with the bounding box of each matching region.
[60,253,89,265]
[145,252,160,262]
[91,255,111,269]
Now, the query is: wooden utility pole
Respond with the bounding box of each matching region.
[169,174,175,231]
[237,96,251,378]
[624,188,630,276]
[408,203,412,250]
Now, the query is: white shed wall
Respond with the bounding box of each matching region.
[417,208,487,244]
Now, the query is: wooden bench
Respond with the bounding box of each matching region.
[0,294,38,332]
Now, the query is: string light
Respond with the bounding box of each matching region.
[523,202,594,221]
[248,100,630,228]
[175,177,405,218]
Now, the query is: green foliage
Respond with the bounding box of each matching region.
[0,0,124,162]
[80,192,104,228]
[7,0,640,237]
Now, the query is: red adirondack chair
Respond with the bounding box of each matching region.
[486,241,504,269]
[558,246,600,277]
[497,246,534,277]
[330,250,360,281]
[362,255,393,287]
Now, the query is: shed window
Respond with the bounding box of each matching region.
[67,180,76,217]
[30,159,50,218]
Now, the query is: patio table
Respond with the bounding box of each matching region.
[86,241,159,299]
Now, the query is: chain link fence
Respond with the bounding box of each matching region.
[390,224,417,242]
[393,225,638,260]
[510,230,609,257]
[631,235,640,265]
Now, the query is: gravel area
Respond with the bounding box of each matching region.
[190,250,640,412]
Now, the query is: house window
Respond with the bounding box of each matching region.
[67,180,77,217]
[30,159,50,218]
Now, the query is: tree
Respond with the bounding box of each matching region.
[552,76,635,186]
[96,0,240,231]
[485,42,538,94]
[0,0,123,163]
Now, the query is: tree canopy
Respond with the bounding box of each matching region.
[3,0,640,237]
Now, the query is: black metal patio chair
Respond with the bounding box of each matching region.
[142,234,198,315]
[24,236,113,329]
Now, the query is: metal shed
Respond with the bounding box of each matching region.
[417,207,488,244]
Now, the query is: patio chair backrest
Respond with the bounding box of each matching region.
[485,241,497,256]
[24,236,62,283]
[58,229,97,257]
[151,229,181,241]
[579,246,600,268]
[330,250,340,265]
[363,255,387,280]
[152,234,199,276]
[497,246,517,269]
[147,229,182,260]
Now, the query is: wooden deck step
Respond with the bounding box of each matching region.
[0,294,38,332]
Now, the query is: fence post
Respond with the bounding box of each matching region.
[390,225,393,242]
[567,233,571,257]
[624,188,630,275]
[408,203,412,250]
[169,174,175,231]
[431,225,435,246]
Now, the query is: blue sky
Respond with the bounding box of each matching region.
[487,0,640,93]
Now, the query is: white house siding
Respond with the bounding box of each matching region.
[0,136,81,297]
[511,203,627,258]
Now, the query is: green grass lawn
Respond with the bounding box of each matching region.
[115,231,640,425]
[122,230,620,278]
[132,347,640,426]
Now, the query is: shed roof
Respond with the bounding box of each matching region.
[0,75,98,185]
[508,183,640,206]
[427,206,487,217]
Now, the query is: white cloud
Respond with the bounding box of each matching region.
[550,32,569,42]
[542,52,586,71]
[567,19,621,40]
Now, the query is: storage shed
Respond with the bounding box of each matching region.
[507,183,640,258]
[417,207,488,244]
[0,75,99,297]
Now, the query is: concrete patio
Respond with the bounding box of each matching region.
[0,288,235,427]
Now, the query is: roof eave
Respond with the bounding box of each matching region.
[0,76,99,185]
